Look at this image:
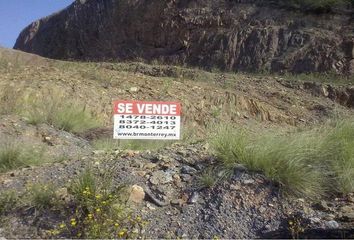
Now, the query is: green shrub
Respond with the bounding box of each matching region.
[209,119,354,198]
[0,143,45,172]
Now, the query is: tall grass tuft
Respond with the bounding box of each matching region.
[209,118,354,198]
[23,92,100,133]
[0,142,45,173]
[27,184,58,210]
[321,120,354,194]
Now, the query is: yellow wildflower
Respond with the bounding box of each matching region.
[102,201,107,205]
[70,218,77,226]
[118,230,125,237]
[59,223,66,229]
[115,223,119,227]
[96,208,101,212]
[95,194,102,199]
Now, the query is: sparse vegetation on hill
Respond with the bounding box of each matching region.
[0,48,354,239]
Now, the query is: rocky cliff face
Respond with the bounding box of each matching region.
[14,0,354,75]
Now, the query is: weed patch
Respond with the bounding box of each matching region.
[55,169,146,239]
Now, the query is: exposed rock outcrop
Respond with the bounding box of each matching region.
[14,0,354,75]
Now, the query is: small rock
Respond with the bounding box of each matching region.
[1,179,12,185]
[134,170,147,177]
[348,194,354,203]
[314,200,331,211]
[150,171,173,185]
[171,199,182,206]
[340,206,354,221]
[129,87,139,92]
[177,150,188,157]
[157,154,173,163]
[128,185,145,204]
[180,174,192,182]
[322,86,329,97]
[173,174,181,181]
[259,206,266,213]
[131,159,144,168]
[323,214,336,221]
[146,202,156,210]
[325,220,339,229]
[181,165,197,174]
[188,192,199,204]
[144,163,157,170]
[264,224,271,231]
[230,184,241,190]
[310,217,321,224]
[235,164,247,172]
[93,150,105,155]
[242,179,255,184]
[55,188,70,202]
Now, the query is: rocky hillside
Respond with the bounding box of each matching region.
[14,0,354,75]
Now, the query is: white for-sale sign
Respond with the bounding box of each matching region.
[113,100,181,140]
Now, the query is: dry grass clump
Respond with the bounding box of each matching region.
[22,92,100,133]
[0,142,46,173]
[0,85,101,134]
[209,118,354,198]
